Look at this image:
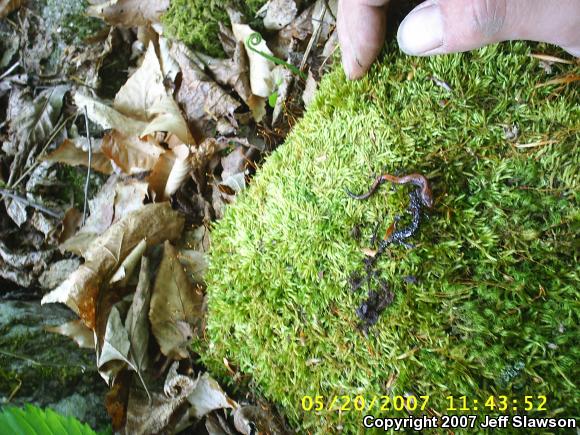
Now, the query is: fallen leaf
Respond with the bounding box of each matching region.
[102,130,165,174]
[42,138,113,174]
[149,241,204,359]
[88,0,169,26]
[74,92,147,138]
[170,42,240,139]
[59,208,83,244]
[7,85,68,186]
[163,144,191,198]
[302,70,318,107]
[62,176,149,255]
[0,0,21,18]
[233,405,289,435]
[110,239,146,286]
[45,319,95,349]
[97,304,132,384]
[38,258,81,290]
[187,373,236,419]
[264,0,298,30]
[42,202,185,329]
[114,42,193,144]
[125,256,152,374]
[196,41,252,105]
[126,362,197,435]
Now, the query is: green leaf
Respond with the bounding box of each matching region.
[0,405,97,434]
[268,91,278,109]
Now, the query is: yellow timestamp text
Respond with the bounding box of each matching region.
[301,395,430,413]
[446,395,547,412]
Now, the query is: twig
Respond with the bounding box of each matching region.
[0,188,63,219]
[82,106,92,225]
[0,61,20,80]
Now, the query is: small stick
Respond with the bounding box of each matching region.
[0,188,63,219]
[82,106,92,225]
[0,61,20,80]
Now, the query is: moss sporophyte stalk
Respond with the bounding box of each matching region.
[204,42,579,433]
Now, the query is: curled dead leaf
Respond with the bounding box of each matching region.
[42,202,185,329]
[88,0,169,27]
[42,138,113,174]
[149,241,204,359]
[45,319,95,349]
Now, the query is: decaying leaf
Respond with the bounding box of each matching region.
[264,0,298,30]
[88,0,169,26]
[187,373,236,419]
[42,138,113,174]
[61,176,149,256]
[75,43,193,145]
[170,42,240,139]
[74,92,147,138]
[196,41,252,106]
[114,42,193,144]
[42,202,185,329]
[233,405,289,435]
[163,144,191,198]
[109,239,146,286]
[7,85,68,186]
[45,319,95,349]
[101,130,165,174]
[125,256,152,373]
[38,258,81,290]
[0,0,21,17]
[97,304,132,384]
[126,362,197,435]
[149,241,204,359]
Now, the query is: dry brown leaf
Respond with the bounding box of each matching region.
[41,202,184,329]
[45,319,95,349]
[126,362,196,435]
[74,92,147,138]
[114,42,193,144]
[102,130,165,174]
[61,175,146,256]
[149,241,204,359]
[148,151,174,201]
[164,144,191,198]
[264,0,298,30]
[170,42,240,139]
[42,138,113,174]
[0,0,21,18]
[88,0,169,26]
[197,41,252,105]
[186,373,236,419]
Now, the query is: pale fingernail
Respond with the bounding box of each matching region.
[341,46,356,79]
[397,2,444,55]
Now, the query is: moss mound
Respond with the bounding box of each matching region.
[162,0,266,57]
[203,42,579,432]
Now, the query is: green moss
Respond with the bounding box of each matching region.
[203,42,579,432]
[43,0,104,45]
[162,0,266,57]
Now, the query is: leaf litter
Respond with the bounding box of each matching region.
[1,0,339,432]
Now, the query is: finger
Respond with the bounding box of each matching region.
[397,0,580,57]
[338,0,390,80]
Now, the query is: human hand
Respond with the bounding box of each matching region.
[338,0,580,79]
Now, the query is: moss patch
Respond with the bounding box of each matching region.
[162,0,266,57]
[203,42,579,432]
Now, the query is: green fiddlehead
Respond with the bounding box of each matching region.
[245,32,307,80]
